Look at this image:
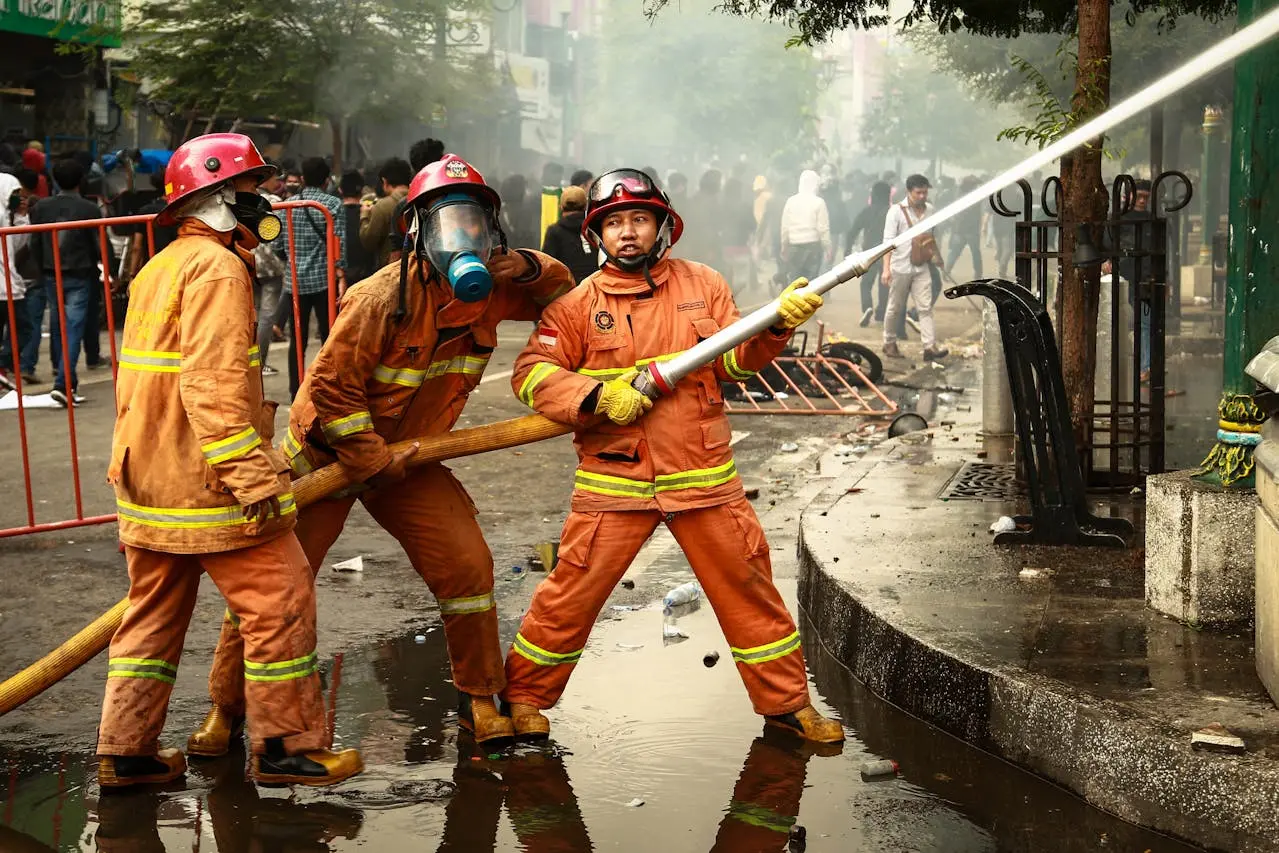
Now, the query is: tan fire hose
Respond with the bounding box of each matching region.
[0,414,572,717]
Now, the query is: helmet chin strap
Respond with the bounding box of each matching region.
[591,215,672,291]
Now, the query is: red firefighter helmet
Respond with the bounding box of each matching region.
[158,133,275,225]
[582,169,684,248]
[405,154,500,212]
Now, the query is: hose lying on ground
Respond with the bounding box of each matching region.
[0,414,572,717]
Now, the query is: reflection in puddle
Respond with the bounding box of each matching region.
[0,577,1206,852]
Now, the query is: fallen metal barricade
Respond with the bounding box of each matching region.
[722,324,898,417]
[0,201,337,538]
[945,278,1133,547]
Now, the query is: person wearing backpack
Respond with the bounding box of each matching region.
[881,174,948,361]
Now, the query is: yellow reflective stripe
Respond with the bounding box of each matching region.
[573,469,656,499]
[119,347,182,373]
[728,801,796,833]
[117,494,297,530]
[107,657,178,684]
[654,460,739,493]
[201,426,262,465]
[280,431,314,473]
[438,592,495,615]
[244,651,318,682]
[519,362,560,408]
[576,352,682,381]
[512,633,583,666]
[731,631,801,665]
[372,364,426,387]
[322,411,374,442]
[248,345,261,368]
[374,355,491,388]
[721,349,755,381]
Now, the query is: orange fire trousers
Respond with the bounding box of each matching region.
[503,497,811,717]
[97,533,326,757]
[206,464,504,711]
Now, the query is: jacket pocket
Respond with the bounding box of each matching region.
[726,499,769,559]
[701,418,732,450]
[691,317,721,341]
[259,400,280,444]
[557,511,605,569]
[106,445,129,487]
[587,334,627,353]
[579,431,640,462]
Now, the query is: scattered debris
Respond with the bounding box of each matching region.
[512,565,524,574]
[1094,578,1112,588]
[990,516,1017,534]
[616,643,645,651]
[663,581,702,608]
[611,605,642,612]
[1131,486,1144,495]
[414,635,426,644]
[1166,389,1186,398]
[780,441,800,453]
[625,798,645,808]
[1191,723,1246,754]
[845,487,864,495]
[621,579,635,590]
[744,486,760,500]
[332,556,364,573]
[833,444,856,457]
[851,445,871,454]
[869,513,880,519]
[859,759,899,780]
[775,392,789,400]
[1019,567,1054,580]
[703,651,720,668]
[662,624,689,641]
[789,825,807,851]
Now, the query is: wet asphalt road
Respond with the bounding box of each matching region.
[0,304,1214,852]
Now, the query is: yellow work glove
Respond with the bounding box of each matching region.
[776,278,824,329]
[594,369,654,426]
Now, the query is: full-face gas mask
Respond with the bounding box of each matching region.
[413,192,499,302]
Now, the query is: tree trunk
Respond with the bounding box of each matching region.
[1058,0,1112,448]
[330,116,344,179]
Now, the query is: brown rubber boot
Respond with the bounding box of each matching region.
[765,705,845,744]
[882,342,905,359]
[458,694,516,746]
[187,705,245,758]
[253,745,364,788]
[504,701,551,741]
[98,748,187,789]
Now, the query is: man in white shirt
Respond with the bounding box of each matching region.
[882,174,948,361]
[779,170,831,286]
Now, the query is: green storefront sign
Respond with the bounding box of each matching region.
[0,0,122,47]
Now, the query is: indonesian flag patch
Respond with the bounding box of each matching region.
[537,327,559,348]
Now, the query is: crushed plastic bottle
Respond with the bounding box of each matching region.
[663,581,702,608]
[859,759,899,780]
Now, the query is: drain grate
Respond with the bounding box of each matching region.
[940,461,1022,501]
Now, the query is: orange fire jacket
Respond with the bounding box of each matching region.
[283,251,574,482]
[511,256,792,513]
[109,220,295,554]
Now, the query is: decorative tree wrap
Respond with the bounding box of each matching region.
[1198,394,1267,488]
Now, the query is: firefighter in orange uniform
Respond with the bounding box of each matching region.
[96,133,362,789]
[501,169,844,744]
[187,154,575,753]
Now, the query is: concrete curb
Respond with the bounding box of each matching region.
[797,440,1279,853]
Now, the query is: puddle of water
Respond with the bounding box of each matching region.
[0,574,1204,852]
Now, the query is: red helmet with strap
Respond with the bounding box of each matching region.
[158,133,275,225]
[405,154,500,212]
[582,169,684,248]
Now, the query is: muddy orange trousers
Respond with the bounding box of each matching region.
[502,497,811,717]
[97,533,326,757]
[206,464,504,711]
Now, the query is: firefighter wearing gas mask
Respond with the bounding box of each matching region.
[188,154,575,753]
[97,133,363,789]
[502,169,844,744]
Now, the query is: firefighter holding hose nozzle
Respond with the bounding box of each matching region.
[96,133,363,790]
[501,169,844,744]
[186,154,575,755]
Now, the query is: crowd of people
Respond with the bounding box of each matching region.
[0,132,1017,406]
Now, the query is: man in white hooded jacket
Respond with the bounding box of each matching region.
[779,170,831,285]
[0,171,32,391]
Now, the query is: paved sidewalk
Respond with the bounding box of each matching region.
[798,402,1279,852]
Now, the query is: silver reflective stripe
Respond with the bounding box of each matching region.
[107,657,178,684]
[438,592,495,615]
[201,427,262,465]
[119,348,182,373]
[117,493,297,530]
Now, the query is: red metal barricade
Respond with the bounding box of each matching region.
[0,200,338,538]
